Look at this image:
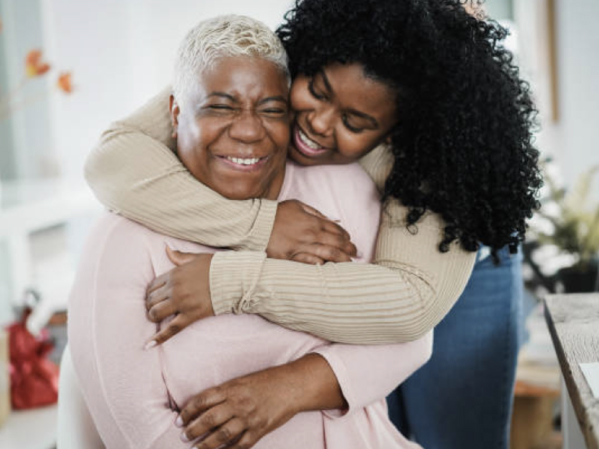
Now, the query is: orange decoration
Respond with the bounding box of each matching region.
[56,72,73,94]
[25,49,51,78]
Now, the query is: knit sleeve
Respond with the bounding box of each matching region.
[84,86,277,250]
[209,199,476,344]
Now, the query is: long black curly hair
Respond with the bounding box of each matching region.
[277,0,542,260]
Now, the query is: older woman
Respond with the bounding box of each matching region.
[68,15,430,449]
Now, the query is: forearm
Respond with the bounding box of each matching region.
[312,332,433,414]
[85,87,277,250]
[276,332,433,417]
[278,353,346,413]
[210,212,476,345]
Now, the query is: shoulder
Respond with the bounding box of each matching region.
[90,212,155,246]
[80,212,160,276]
[84,213,210,279]
[358,143,393,192]
[69,213,157,317]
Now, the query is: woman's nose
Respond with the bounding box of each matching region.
[229,109,266,142]
[307,105,334,137]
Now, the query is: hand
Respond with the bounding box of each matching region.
[268,200,357,265]
[177,354,344,449]
[145,247,214,347]
[177,365,298,449]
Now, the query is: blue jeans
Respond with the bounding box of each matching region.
[387,247,523,449]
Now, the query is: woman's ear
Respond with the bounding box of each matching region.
[169,95,180,140]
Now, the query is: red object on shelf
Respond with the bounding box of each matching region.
[7,308,59,409]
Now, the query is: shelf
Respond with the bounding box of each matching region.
[0,405,57,449]
[0,178,99,239]
[0,178,101,325]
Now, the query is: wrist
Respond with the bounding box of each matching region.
[242,199,278,251]
[279,354,346,413]
[209,251,266,315]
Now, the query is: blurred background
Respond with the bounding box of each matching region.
[0,0,597,448]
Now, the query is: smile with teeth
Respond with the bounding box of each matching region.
[225,156,262,166]
[298,129,322,150]
[294,127,329,157]
[218,155,268,171]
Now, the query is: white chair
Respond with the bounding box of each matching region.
[57,345,104,449]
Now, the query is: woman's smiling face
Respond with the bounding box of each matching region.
[172,56,290,201]
[288,62,399,166]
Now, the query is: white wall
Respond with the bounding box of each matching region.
[41,0,134,182]
[0,0,54,180]
[516,0,599,188]
[551,0,599,186]
[124,0,294,105]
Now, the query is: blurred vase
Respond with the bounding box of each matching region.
[557,261,599,293]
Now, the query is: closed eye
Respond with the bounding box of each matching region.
[261,107,286,115]
[342,113,364,133]
[308,78,327,101]
[207,104,234,110]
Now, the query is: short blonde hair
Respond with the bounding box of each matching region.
[173,14,289,110]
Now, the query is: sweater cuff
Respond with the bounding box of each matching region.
[209,251,267,316]
[310,348,351,419]
[238,199,278,251]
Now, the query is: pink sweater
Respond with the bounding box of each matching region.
[68,161,430,449]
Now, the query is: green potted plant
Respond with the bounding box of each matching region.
[531,160,599,293]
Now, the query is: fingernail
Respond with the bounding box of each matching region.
[175,416,183,427]
[180,431,189,442]
[144,340,157,350]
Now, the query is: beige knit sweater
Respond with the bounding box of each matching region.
[85,87,476,344]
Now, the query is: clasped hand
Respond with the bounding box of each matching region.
[145,247,214,347]
[175,364,301,449]
[174,353,342,449]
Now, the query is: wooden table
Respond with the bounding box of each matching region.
[544,294,599,449]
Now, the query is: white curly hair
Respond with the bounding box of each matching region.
[172,14,289,111]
